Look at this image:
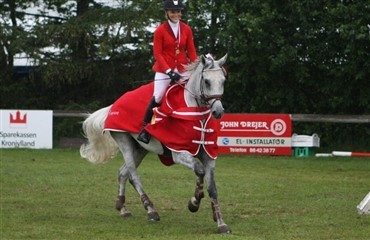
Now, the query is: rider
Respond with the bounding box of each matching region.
[137,0,198,144]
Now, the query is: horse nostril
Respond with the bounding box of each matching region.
[211,100,224,119]
[212,110,223,119]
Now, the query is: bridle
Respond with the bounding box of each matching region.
[180,65,226,107]
[199,68,225,106]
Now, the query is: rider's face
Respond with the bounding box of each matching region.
[166,10,182,23]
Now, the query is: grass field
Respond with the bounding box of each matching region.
[1,149,370,240]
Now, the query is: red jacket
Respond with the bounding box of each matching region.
[152,21,198,73]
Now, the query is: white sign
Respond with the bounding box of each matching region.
[0,110,53,149]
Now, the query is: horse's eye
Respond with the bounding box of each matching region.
[205,79,211,88]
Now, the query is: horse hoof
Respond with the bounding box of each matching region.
[147,211,160,221]
[120,210,132,218]
[218,224,232,234]
[188,197,200,212]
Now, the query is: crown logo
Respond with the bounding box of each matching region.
[10,111,27,124]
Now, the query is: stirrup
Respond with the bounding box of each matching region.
[137,129,151,144]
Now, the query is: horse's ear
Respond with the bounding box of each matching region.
[217,54,228,77]
[217,54,228,66]
[201,55,206,65]
[201,55,213,67]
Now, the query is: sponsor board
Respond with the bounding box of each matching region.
[217,114,292,155]
[0,110,53,149]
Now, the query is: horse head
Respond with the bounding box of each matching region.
[198,54,228,119]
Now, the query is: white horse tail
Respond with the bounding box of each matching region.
[80,105,119,164]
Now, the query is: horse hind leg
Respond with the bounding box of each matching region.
[116,195,132,218]
[112,132,159,221]
[140,193,160,221]
[116,166,160,221]
[116,165,132,218]
[126,175,159,221]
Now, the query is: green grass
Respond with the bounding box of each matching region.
[1,149,370,240]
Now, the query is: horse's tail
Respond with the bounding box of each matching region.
[80,105,119,164]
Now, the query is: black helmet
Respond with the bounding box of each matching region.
[163,0,184,10]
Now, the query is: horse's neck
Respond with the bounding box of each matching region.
[184,82,198,107]
[184,64,204,108]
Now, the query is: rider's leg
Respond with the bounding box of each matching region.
[137,97,159,143]
[137,73,170,144]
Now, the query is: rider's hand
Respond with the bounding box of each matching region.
[167,71,181,82]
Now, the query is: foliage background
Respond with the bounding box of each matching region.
[0,0,369,150]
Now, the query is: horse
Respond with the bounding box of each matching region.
[80,54,231,234]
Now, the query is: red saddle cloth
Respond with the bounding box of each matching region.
[104,83,153,134]
[104,82,219,164]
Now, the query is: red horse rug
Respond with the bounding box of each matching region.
[104,82,219,163]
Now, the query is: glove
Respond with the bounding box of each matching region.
[167,71,181,82]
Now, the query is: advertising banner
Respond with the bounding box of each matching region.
[0,110,53,149]
[217,114,292,155]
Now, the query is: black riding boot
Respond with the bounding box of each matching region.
[137,97,159,144]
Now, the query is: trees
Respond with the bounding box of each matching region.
[1,0,162,108]
[1,0,368,149]
[1,0,369,115]
[1,0,38,81]
[197,0,369,115]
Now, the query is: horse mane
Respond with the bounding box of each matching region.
[185,56,223,74]
[185,58,202,73]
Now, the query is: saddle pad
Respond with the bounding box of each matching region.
[104,83,153,133]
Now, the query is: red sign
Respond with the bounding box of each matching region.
[217,114,292,155]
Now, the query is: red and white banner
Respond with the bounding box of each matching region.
[332,151,370,157]
[217,114,292,155]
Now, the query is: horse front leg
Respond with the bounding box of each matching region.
[188,176,205,212]
[204,159,231,234]
[171,152,207,213]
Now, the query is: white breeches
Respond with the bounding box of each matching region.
[153,68,190,103]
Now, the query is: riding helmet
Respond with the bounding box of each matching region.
[163,0,184,10]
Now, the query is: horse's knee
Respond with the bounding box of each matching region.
[194,162,205,177]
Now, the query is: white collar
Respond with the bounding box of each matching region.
[168,20,180,38]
